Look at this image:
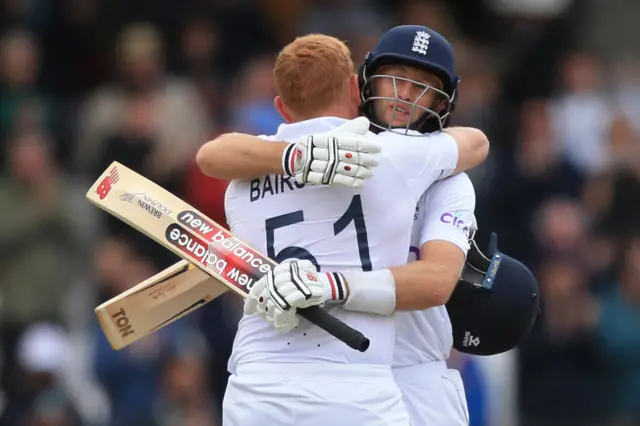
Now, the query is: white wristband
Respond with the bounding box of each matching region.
[281,143,297,176]
[341,269,396,316]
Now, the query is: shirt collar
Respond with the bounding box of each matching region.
[274,117,348,141]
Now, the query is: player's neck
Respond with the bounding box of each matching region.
[296,106,355,122]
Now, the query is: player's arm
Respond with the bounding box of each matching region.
[197,133,288,179]
[387,241,466,310]
[246,175,476,327]
[390,177,475,310]
[196,117,380,188]
[443,127,490,175]
[388,127,488,200]
[420,127,489,179]
[343,174,475,313]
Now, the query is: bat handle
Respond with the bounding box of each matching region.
[297,306,370,352]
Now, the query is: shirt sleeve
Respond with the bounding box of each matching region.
[417,173,476,255]
[257,134,279,142]
[380,131,459,198]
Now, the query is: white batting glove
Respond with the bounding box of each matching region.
[244,260,348,332]
[244,277,301,332]
[282,117,380,188]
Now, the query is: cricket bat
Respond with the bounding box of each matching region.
[95,260,228,349]
[87,162,370,352]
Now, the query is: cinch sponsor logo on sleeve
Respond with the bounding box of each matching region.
[440,211,470,236]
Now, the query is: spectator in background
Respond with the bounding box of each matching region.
[301,0,388,40]
[449,42,500,131]
[229,56,282,135]
[0,1,636,425]
[493,101,583,262]
[179,15,224,125]
[75,22,209,179]
[612,56,640,134]
[1,323,81,426]
[0,30,54,148]
[397,0,459,39]
[580,113,640,248]
[38,0,111,98]
[550,51,613,175]
[599,114,640,236]
[597,234,640,426]
[0,132,97,411]
[153,339,219,426]
[533,198,590,262]
[91,92,182,268]
[92,235,198,426]
[518,199,613,426]
[518,258,611,426]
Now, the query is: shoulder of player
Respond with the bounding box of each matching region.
[434,172,474,194]
[375,130,455,152]
[376,130,438,142]
[418,173,475,208]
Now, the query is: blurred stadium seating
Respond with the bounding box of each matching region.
[0,1,637,425]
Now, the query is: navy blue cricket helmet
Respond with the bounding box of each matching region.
[446,233,541,356]
[358,25,460,134]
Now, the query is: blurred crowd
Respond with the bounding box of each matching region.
[0,1,638,426]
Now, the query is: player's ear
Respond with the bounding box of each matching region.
[349,74,361,114]
[274,96,293,123]
[350,74,360,103]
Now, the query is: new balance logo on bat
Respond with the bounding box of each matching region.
[165,224,228,275]
[178,210,218,237]
[96,167,120,200]
[164,224,262,291]
[178,210,273,274]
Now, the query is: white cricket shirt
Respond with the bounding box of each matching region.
[393,172,476,366]
[225,117,459,371]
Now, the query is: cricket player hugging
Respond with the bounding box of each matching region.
[196,28,489,426]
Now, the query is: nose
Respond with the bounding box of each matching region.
[395,80,413,101]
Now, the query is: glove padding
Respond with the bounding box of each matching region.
[244,260,348,332]
[282,117,380,188]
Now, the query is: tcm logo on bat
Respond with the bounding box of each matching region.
[120,192,172,218]
[165,224,229,276]
[96,167,120,200]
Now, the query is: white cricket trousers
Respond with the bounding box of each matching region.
[223,362,411,426]
[393,361,470,426]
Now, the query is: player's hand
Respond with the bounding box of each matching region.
[244,277,300,332]
[282,117,380,188]
[244,260,348,332]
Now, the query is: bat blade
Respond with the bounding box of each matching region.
[96,261,227,349]
[87,162,370,352]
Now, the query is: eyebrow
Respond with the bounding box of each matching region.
[379,65,442,88]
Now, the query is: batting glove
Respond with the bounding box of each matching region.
[244,260,348,332]
[282,117,380,188]
[244,277,300,332]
